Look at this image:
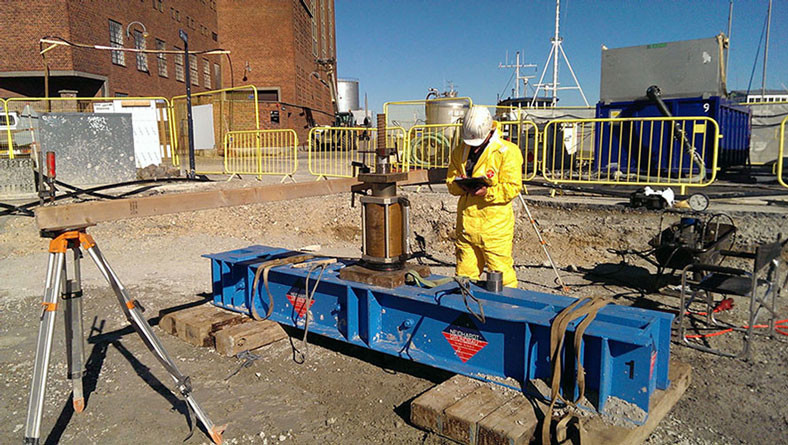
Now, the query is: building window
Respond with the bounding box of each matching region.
[320,0,327,57]
[311,1,317,57]
[109,20,125,66]
[214,63,221,89]
[156,39,167,77]
[174,50,184,82]
[134,30,148,72]
[328,2,334,56]
[190,54,198,85]
[212,32,218,42]
[153,0,163,11]
[203,59,211,89]
[115,92,129,97]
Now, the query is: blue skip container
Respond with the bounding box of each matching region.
[596,96,751,175]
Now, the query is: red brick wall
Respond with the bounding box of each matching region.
[0,0,221,98]
[0,0,74,72]
[217,0,336,143]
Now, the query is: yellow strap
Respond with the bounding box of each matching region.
[540,296,611,445]
[250,254,314,320]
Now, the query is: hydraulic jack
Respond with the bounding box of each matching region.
[23,228,225,444]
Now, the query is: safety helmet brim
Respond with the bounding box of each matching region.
[462,135,488,147]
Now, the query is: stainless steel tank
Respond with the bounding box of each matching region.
[337,79,360,113]
[424,97,470,125]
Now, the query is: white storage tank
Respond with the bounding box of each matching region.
[337,78,360,113]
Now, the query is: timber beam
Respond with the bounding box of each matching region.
[35,169,440,232]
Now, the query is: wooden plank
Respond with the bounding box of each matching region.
[443,385,519,444]
[477,396,538,445]
[158,305,216,335]
[579,359,692,445]
[35,169,435,231]
[214,319,288,356]
[411,375,481,435]
[181,310,248,347]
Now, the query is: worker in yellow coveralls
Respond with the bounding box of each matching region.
[446,106,523,288]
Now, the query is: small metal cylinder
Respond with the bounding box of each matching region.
[486,271,503,293]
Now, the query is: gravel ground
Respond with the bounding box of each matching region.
[1,181,787,444]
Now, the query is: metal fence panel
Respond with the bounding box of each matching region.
[1,99,12,159]
[779,115,787,189]
[407,123,460,170]
[308,127,406,179]
[542,117,720,193]
[498,120,540,181]
[224,129,298,180]
[406,121,540,178]
[2,97,173,166]
[171,85,260,174]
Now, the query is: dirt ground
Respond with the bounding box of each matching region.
[1,182,787,444]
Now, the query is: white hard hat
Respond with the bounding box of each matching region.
[461,106,493,146]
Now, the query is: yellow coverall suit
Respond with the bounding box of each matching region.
[446,125,523,288]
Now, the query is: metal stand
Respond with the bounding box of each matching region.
[23,229,225,444]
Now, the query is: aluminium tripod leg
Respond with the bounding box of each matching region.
[24,250,66,445]
[63,247,86,413]
[83,242,225,444]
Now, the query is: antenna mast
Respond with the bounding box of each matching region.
[531,0,589,107]
[498,50,536,98]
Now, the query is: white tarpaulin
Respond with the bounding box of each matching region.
[192,104,216,150]
[748,103,788,165]
[94,100,163,168]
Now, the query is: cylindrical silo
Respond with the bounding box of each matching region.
[337,78,360,113]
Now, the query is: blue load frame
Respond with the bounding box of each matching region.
[595,96,751,174]
[204,245,674,424]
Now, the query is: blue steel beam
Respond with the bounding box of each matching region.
[204,245,674,424]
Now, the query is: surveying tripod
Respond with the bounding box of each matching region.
[23,228,225,444]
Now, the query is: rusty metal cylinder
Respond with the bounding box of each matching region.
[363,201,403,260]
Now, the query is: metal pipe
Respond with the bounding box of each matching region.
[726,0,733,80]
[551,0,560,106]
[761,0,772,100]
[400,196,410,256]
[180,30,196,179]
[383,204,390,258]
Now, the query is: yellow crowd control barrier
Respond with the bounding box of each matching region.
[308,126,407,179]
[407,123,460,170]
[1,98,12,159]
[498,120,540,181]
[406,120,540,178]
[542,117,720,194]
[224,129,298,181]
[778,115,788,189]
[1,96,174,164]
[171,85,260,173]
[383,97,473,133]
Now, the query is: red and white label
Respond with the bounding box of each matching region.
[286,293,315,318]
[442,314,488,363]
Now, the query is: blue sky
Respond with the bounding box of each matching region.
[335,0,787,113]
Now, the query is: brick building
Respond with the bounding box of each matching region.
[217,0,337,135]
[0,0,337,135]
[0,0,221,98]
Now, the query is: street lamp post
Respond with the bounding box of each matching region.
[179,29,196,179]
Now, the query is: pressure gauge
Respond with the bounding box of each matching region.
[688,193,710,211]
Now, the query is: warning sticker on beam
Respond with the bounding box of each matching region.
[442,314,488,363]
[286,292,314,318]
